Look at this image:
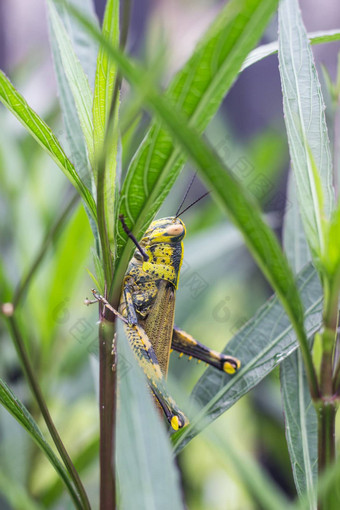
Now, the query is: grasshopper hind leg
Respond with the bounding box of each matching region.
[172,326,241,374]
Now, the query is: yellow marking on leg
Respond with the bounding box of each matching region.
[223,358,241,374]
[171,416,179,431]
[179,352,184,358]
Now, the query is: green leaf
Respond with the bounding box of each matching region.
[280,352,318,506]
[92,0,120,248]
[172,263,322,452]
[93,0,119,160]
[116,323,184,510]
[47,0,95,169]
[41,202,93,352]
[283,173,312,274]
[242,29,340,71]
[0,378,82,509]
[48,0,97,189]
[0,70,96,220]
[113,0,281,294]
[296,452,340,510]
[278,0,334,260]
[53,0,99,88]
[281,172,317,505]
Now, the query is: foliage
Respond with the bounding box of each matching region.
[0,0,340,508]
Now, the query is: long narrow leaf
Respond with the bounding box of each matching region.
[0,70,97,220]
[173,262,322,452]
[281,173,317,505]
[47,0,95,168]
[242,29,340,71]
[116,324,184,510]
[49,35,91,187]
[93,0,119,161]
[92,0,120,248]
[48,0,99,189]
[0,379,82,509]
[278,0,334,260]
[53,0,99,89]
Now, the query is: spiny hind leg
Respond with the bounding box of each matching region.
[171,326,241,374]
[123,322,189,430]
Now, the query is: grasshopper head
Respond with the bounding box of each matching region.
[142,217,186,245]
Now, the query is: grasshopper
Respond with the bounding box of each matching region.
[116,215,241,430]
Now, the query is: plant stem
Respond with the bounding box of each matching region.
[316,278,339,509]
[99,314,117,510]
[7,314,90,510]
[320,328,335,396]
[317,400,337,509]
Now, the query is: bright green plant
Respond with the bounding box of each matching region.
[0,0,340,508]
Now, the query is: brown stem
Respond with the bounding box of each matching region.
[99,313,117,510]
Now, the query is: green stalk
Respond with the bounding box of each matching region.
[320,278,339,396]
[320,329,335,396]
[96,4,131,508]
[7,314,90,510]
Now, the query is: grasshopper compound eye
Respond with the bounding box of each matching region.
[166,223,184,237]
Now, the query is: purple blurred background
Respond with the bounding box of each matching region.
[1,0,340,148]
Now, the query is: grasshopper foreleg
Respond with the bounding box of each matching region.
[172,326,241,374]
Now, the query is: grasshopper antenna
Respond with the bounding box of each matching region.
[119,215,149,261]
[175,191,210,218]
[175,172,197,218]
